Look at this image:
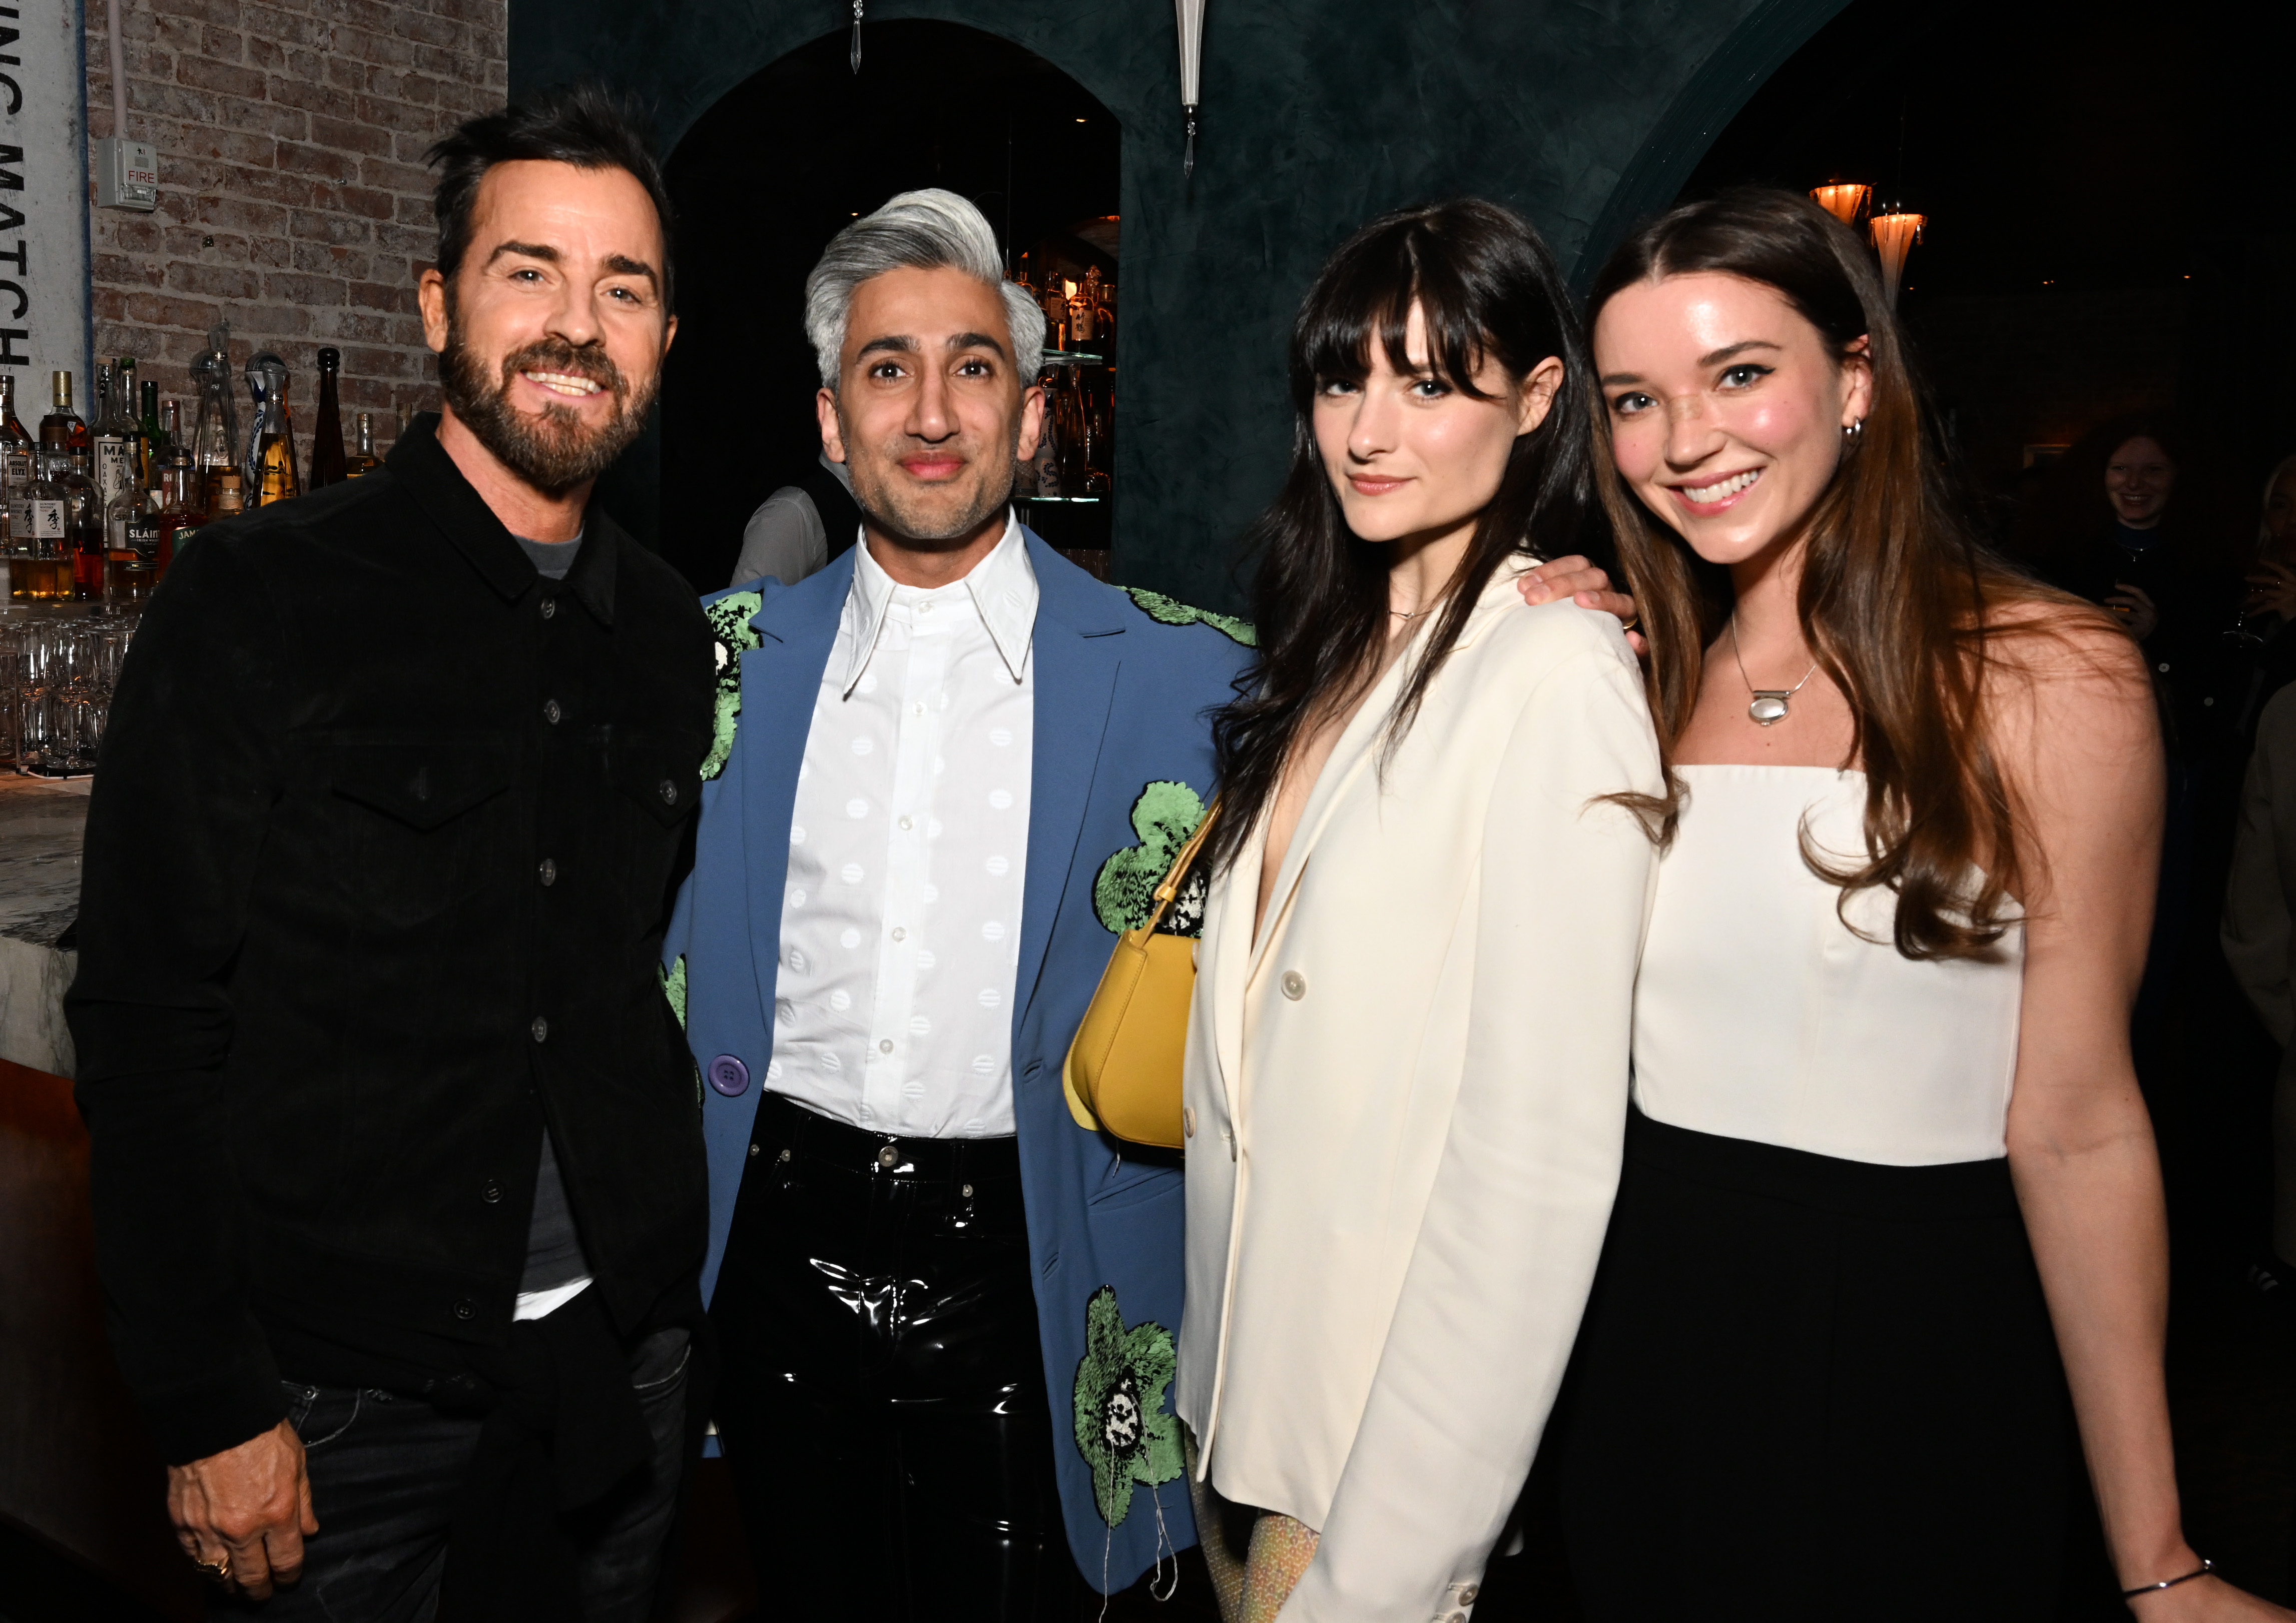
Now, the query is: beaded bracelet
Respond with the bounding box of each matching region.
[2121,1558,2213,1600]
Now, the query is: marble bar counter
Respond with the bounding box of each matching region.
[0,773,88,1078]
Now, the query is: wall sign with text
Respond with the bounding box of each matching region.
[0,0,90,408]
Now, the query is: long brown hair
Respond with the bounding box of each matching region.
[1206,199,1616,872]
[1590,187,2094,961]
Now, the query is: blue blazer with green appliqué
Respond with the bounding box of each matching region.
[661,530,1255,1587]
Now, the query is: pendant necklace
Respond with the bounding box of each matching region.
[1728,620,1819,727]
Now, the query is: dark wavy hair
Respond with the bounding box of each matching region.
[1205,198,1617,872]
[426,82,676,313]
[1590,187,2100,961]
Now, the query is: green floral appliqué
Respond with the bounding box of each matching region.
[1121,587,1257,648]
[660,954,688,1029]
[1094,781,1209,938]
[701,591,764,781]
[1073,1286,1183,1527]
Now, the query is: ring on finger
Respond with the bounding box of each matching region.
[192,1551,231,1583]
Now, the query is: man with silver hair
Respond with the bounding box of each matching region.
[661,188,1249,1613]
[726,195,1045,587]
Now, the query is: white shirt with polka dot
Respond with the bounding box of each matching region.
[767,513,1036,1138]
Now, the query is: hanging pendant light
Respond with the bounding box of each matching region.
[1869,206,1925,306]
[1809,182,1870,228]
[849,0,863,74]
[1175,0,1205,176]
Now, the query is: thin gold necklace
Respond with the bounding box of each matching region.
[1728,620,1820,727]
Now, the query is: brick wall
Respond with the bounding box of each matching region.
[83,0,508,470]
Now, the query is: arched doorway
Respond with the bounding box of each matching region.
[656,21,1120,591]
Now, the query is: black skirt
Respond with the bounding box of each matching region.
[1552,1108,2085,1621]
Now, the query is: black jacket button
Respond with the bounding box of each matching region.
[481,1180,502,1204]
[540,597,557,620]
[543,698,562,724]
[452,1298,475,1321]
[538,858,557,886]
[530,1016,548,1043]
[658,779,678,805]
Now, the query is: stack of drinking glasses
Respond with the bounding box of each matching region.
[4,608,136,776]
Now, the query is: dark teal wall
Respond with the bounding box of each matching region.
[514,0,1848,611]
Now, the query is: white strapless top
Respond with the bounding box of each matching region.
[1631,764,2024,1165]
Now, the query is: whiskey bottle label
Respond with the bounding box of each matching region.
[11,497,65,542]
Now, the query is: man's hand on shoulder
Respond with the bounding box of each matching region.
[167,1418,317,1599]
[1518,555,1645,658]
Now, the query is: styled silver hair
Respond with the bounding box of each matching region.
[804,188,1046,389]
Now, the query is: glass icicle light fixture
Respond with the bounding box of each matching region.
[1809,182,1870,227]
[1175,0,1205,175]
[1868,207,1925,307]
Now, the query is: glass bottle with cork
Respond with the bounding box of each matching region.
[39,370,88,478]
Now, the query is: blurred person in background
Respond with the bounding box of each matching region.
[2232,454,2296,733]
[726,448,862,587]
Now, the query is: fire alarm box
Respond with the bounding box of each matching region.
[97,137,158,211]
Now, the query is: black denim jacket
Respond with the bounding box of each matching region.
[67,416,716,1464]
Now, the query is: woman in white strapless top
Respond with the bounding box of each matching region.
[1541,191,2290,1623]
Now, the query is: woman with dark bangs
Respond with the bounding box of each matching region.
[1550,188,2284,1619]
[1173,200,1663,1621]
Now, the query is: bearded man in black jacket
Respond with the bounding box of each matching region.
[66,85,714,1621]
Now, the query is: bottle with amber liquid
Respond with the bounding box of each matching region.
[191,363,243,519]
[58,446,102,600]
[7,412,71,603]
[344,412,381,478]
[308,347,348,488]
[245,352,300,506]
[155,448,207,576]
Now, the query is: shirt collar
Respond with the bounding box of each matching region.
[837,510,1036,696]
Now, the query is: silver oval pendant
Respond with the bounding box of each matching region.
[1748,693,1791,726]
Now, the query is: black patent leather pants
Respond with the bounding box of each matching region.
[711,1092,1084,1621]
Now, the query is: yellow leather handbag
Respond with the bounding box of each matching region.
[1062,803,1221,1150]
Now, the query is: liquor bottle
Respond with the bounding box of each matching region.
[191,351,243,519]
[6,417,69,603]
[1091,270,1115,358]
[344,411,381,478]
[59,447,102,599]
[137,378,165,487]
[1040,277,1069,352]
[94,359,142,508]
[1030,367,1061,497]
[106,481,160,602]
[1055,368,1091,495]
[308,347,348,488]
[244,352,301,506]
[156,444,207,575]
[39,371,87,478]
[1083,379,1113,496]
[0,374,34,541]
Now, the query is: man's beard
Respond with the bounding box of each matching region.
[842,412,1019,549]
[440,323,655,499]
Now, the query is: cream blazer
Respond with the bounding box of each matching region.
[1176,564,1662,1623]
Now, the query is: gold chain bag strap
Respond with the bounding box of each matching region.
[1061,801,1221,1150]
